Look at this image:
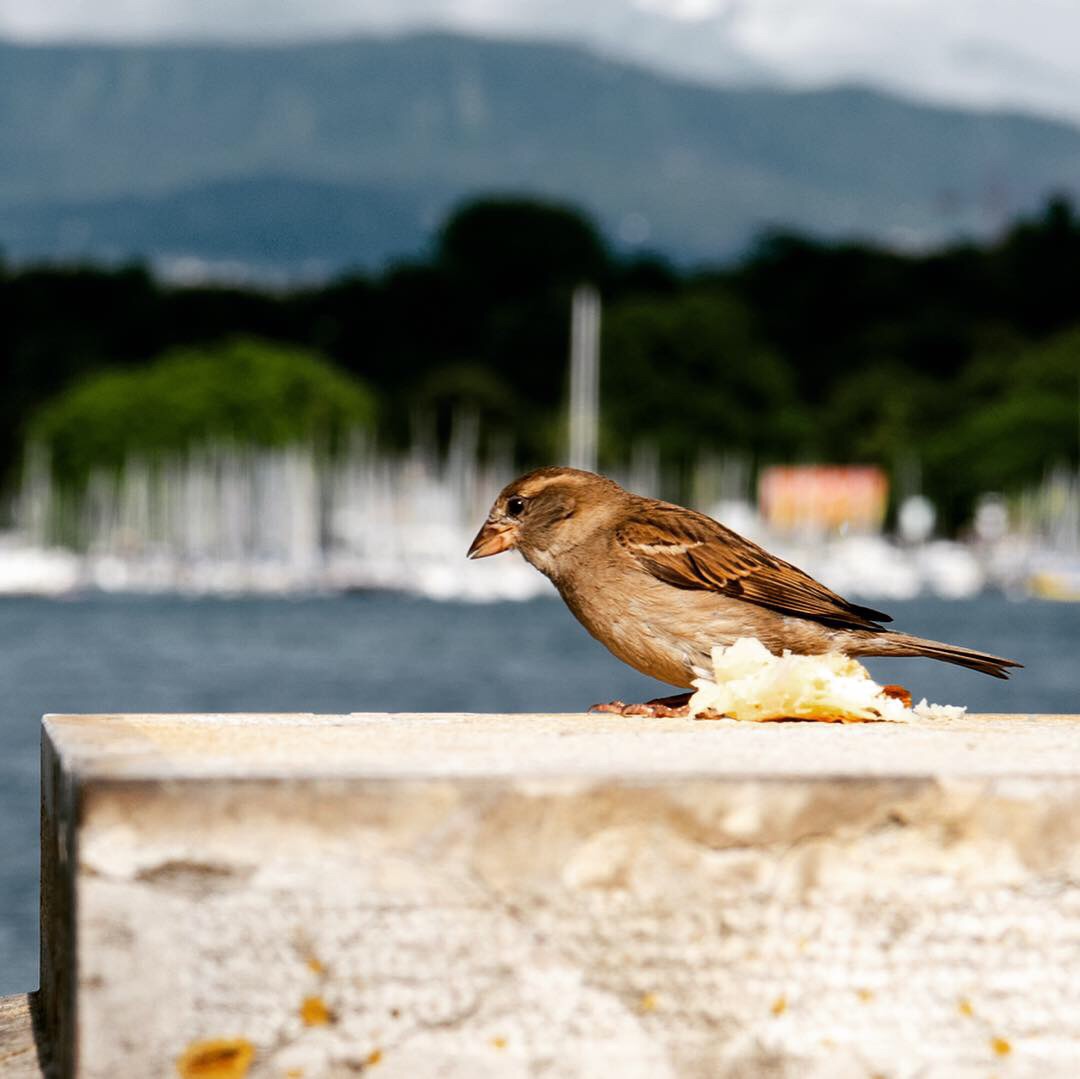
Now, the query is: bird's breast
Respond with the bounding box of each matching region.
[554,566,718,687]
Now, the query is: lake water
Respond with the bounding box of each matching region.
[1,592,1076,995]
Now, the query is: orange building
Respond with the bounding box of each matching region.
[758,466,889,533]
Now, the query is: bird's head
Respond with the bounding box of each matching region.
[467,466,623,571]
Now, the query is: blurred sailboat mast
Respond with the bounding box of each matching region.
[567,285,601,473]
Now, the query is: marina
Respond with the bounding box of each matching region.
[1,443,1076,603]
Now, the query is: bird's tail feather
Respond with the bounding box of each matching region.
[855,632,1022,680]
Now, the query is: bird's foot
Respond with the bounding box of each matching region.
[589,692,692,718]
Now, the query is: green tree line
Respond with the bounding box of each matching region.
[2,196,1079,524]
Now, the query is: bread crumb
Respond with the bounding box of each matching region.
[689,637,964,723]
[912,699,967,721]
[299,996,331,1027]
[176,1038,255,1079]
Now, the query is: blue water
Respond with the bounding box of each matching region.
[1,592,1076,995]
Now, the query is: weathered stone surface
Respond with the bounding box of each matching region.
[0,994,45,1078]
[40,712,1080,1077]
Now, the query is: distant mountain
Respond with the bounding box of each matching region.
[3,33,1080,275]
[0,177,448,281]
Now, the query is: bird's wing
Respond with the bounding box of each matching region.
[616,502,892,631]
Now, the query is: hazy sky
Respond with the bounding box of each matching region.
[3,0,1079,125]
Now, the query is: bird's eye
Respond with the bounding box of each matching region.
[506,496,526,517]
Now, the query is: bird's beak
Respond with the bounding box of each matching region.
[467,517,517,559]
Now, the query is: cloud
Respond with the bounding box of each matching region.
[633,0,734,20]
[723,0,1080,119]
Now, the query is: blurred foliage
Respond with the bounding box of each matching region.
[819,363,941,465]
[414,363,520,450]
[438,198,609,302]
[602,289,806,467]
[925,328,1080,517]
[28,338,375,485]
[3,195,1080,526]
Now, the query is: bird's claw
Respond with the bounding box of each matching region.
[589,693,692,718]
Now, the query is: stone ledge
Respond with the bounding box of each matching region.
[39,713,1080,1078]
[41,710,1080,779]
[0,994,46,1078]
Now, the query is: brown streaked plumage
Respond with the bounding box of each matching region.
[467,467,1021,708]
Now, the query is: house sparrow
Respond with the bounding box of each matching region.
[467,466,1020,714]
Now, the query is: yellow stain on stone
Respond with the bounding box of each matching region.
[857,988,874,1003]
[285,1070,303,1078]
[639,992,658,1013]
[991,1037,1012,1057]
[770,996,787,1016]
[299,996,332,1027]
[366,1048,383,1067]
[491,1036,508,1050]
[958,998,974,1017]
[306,957,325,975]
[176,1038,255,1079]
